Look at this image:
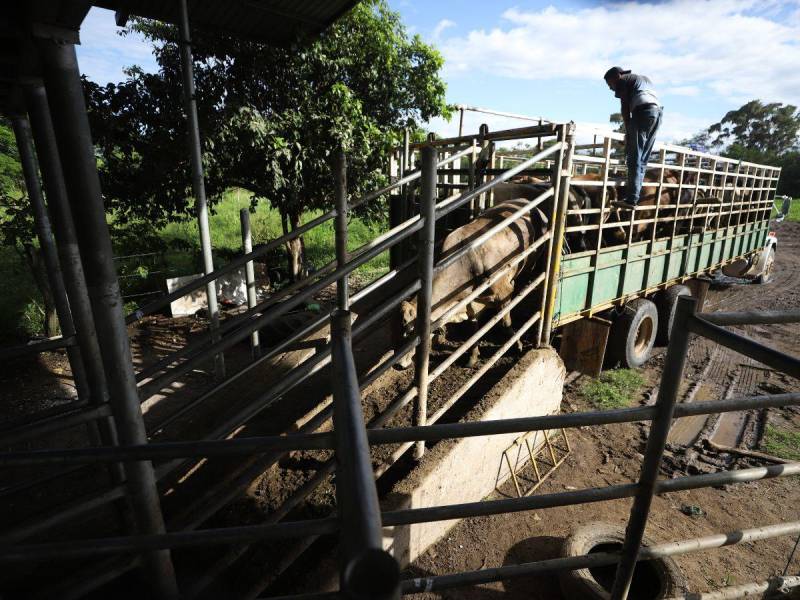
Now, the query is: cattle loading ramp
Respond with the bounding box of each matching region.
[0,123,789,599]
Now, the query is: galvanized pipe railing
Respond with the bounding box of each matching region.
[118,144,474,328]
[412,146,437,459]
[435,141,563,220]
[2,465,797,561]
[329,310,400,599]
[0,118,796,600]
[149,256,416,437]
[3,390,798,467]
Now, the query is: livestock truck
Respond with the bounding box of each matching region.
[389,121,780,374]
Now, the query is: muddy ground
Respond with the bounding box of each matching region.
[2,221,799,599]
[406,220,800,599]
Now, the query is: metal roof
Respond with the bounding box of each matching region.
[93,0,361,45]
[0,0,361,115]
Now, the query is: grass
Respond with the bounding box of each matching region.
[0,188,390,340]
[785,198,800,222]
[762,425,800,460]
[580,369,645,410]
[159,189,390,281]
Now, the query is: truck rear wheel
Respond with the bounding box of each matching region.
[655,285,691,345]
[607,298,658,368]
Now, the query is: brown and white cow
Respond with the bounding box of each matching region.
[398,198,548,368]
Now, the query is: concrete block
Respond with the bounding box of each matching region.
[382,347,565,567]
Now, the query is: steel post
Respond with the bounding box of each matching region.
[178,0,224,378]
[23,81,128,501]
[37,38,179,599]
[10,114,89,402]
[541,124,574,343]
[330,310,400,600]
[413,146,437,460]
[333,150,349,310]
[610,295,697,600]
[239,208,260,359]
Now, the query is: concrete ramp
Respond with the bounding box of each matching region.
[382,347,565,566]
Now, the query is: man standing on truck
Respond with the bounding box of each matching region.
[604,66,663,210]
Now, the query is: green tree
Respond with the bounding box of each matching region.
[708,100,800,156]
[704,101,800,198]
[86,0,449,279]
[0,118,59,337]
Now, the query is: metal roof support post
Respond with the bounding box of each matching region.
[24,81,129,515]
[330,310,400,599]
[610,295,697,600]
[10,114,89,403]
[37,38,179,599]
[178,0,225,379]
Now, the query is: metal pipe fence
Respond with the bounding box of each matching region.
[3,121,791,599]
[3,303,798,600]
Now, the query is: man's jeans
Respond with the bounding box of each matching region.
[626,104,663,205]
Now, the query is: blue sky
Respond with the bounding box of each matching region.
[76,1,800,143]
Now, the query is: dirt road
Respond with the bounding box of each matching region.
[406,221,800,599]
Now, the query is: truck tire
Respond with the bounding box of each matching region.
[607,298,658,368]
[756,247,775,284]
[559,522,687,600]
[655,285,691,345]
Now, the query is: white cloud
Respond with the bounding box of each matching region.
[432,19,456,41]
[665,86,700,97]
[438,0,800,106]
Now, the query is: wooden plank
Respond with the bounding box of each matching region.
[559,317,611,377]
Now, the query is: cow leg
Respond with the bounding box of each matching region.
[503,309,523,354]
[433,324,447,346]
[467,320,481,367]
[466,304,481,368]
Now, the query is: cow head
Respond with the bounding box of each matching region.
[395,300,419,370]
[400,299,417,335]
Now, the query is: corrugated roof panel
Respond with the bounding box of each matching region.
[92,0,359,45]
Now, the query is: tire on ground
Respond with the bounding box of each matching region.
[607,298,658,368]
[654,284,691,345]
[559,522,687,600]
[756,246,775,284]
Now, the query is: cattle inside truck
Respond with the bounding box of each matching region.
[390,121,781,374]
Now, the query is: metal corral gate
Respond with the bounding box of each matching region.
[1,121,793,599]
[1,124,561,598]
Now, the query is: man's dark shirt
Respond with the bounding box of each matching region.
[615,74,661,111]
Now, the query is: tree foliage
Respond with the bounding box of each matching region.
[0,119,60,337]
[708,100,800,156]
[85,0,449,276]
[675,101,800,198]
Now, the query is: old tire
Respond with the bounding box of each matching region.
[655,285,691,345]
[607,299,658,368]
[559,522,687,600]
[756,247,775,284]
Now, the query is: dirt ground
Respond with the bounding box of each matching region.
[405,220,800,599]
[2,221,799,599]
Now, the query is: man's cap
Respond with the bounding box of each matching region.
[604,66,631,79]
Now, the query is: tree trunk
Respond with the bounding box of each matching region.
[22,244,60,337]
[281,209,306,281]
